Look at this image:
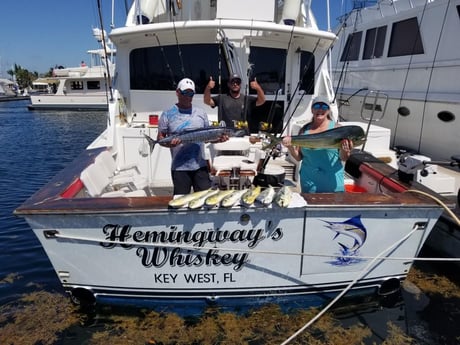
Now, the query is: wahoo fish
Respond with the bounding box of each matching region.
[322,215,367,253]
[204,189,235,207]
[241,185,262,206]
[256,185,276,206]
[188,189,219,209]
[220,189,247,208]
[168,189,213,208]
[273,186,292,208]
[144,127,246,153]
[262,125,366,150]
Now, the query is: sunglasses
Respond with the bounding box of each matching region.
[312,102,329,111]
[179,90,195,97]
[230,79,241,85]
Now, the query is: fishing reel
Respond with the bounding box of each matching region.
[210,120,227,127]
[259,121,272,132]
[233,120,249,130]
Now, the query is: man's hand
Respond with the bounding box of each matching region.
[207,76,216,90]
[249,77,261,91]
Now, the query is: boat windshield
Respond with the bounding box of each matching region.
[129,43,298,95]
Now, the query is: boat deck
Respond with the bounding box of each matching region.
[14,147,454,216]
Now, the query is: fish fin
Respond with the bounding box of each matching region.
[344,215,366,231]
[144,134,157,154]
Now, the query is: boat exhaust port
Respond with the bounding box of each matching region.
[377,278,403,308]
[377,278,401,297]
[44,230,59,238]
[69,288,96,307]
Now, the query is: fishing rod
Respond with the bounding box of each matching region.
[263,24,296,135]
[258,25,296,172]
[155,35,177,89]
[259,35,334,172]
[276,37,329,136]
[96,0,114,102]
[416,0,450,154]
[170,1,186,79]
[241,20,255,128]
[332,8,360,112]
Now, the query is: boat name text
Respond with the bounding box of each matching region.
[100,224,283,271]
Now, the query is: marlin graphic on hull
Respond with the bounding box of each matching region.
[322,215,367,255]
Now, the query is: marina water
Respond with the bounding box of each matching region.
[0,100,459,344]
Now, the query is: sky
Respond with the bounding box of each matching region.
[0,0,348,78]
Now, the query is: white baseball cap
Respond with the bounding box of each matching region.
[312,95,331,106]
[177,78,195,92]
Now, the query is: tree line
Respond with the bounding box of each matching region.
[6,64,53,90]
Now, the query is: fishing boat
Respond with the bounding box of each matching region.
[330,0,460,198]
[14,0,455,314]
[27,28,115,111]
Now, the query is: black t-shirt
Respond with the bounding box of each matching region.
[212,94,257,128]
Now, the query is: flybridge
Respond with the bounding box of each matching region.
[125,0,308,26]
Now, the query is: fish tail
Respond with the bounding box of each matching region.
[261,133,279,150]
[144,134,157,153]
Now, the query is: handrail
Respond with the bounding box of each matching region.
[361,89,388,122]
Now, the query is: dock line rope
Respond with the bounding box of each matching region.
[52,232,460,263]
[405,189,460,227]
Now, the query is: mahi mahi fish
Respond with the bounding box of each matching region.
[241,186,262,206]
[220,189,248,208]
[256,185,276,206]
[188,189,219,209]
[168,189,213,208]
[205,189,236,207]
[144,127,246,153]
[273,186,292,208]
[262,125,366,150]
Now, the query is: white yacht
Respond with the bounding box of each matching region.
[331,0,460,195]
[28,28,115,111]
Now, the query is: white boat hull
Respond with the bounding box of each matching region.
[23,195,441,310]
[28,94,109,110]
[336,94,460,161]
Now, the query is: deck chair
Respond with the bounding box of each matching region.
[205,138,264,189]
[94,150,148,190]
[80,163,147,197]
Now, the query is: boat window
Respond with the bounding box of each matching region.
[363,26,387,59]
[70,81,84,90]
[130,44,229,93]
[87,81,101,90]
[340,31,362,61]
[248,46,286,95]
[388,17,424,57]
[299,51,315,94]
